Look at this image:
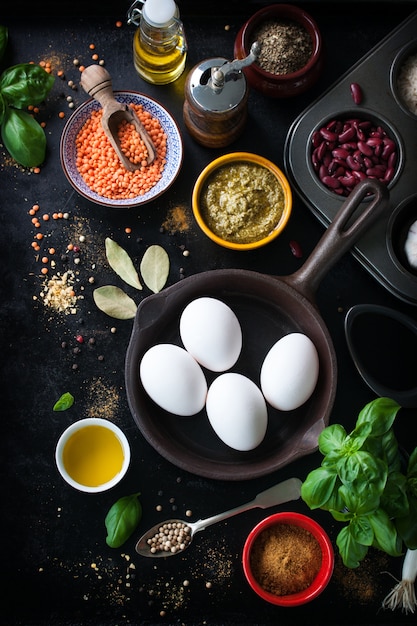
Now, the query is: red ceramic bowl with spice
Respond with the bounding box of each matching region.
[234,4,324,98]
[242,512,334,606]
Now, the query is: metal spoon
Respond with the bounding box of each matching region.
[80,64,156,171]
[135,477,302,557]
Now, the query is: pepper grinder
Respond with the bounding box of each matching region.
[183,42,260,148]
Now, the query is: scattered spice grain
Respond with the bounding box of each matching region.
[251,19,312,75]
[250,523,322,596]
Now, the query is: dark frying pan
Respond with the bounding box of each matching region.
[125,179,388,480]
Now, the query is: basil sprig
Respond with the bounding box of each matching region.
[301,397,417,568]
[0,26,55,167]
[105,493,142,548]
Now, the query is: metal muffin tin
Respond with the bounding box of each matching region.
[284,9,417,306]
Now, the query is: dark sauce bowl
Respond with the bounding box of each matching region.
[345,304,417,408]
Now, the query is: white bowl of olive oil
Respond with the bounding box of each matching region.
[55,418,131,493]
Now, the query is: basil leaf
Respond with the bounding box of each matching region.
[0,26,8,62]
[0,92,6,125]
[349,515,374,547]
[318,423,347,455]
[0,63,54,108]
[301,466,338,510]
[1,107,46,167]
[336,525,369,568]
[381,472,408,519]
[407,447,417,479]
[338,482,380,516]
[105,238,142,290]
[105,493,142,548]
[140,244,170,293]
[53,392,74,412]
[93,285,138,319]
[338,450,387,491]
[356,397,400,436]
[396,494,417,548]
[369,508,402,557]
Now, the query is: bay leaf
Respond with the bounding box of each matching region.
[140,245,170,293]
[105,237,142,290]
[93,285,137,319]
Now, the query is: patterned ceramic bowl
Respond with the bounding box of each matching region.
[60,91,183,208]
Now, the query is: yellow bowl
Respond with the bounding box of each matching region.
[192,152,292,251]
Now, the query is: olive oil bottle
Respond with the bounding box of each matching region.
[128,0,187,85]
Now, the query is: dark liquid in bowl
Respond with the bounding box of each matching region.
[350,312,417,391]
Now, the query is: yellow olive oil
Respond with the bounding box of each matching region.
[63,425,124,487]
[133,28,186,84]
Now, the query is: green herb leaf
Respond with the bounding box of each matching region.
[356,397,400,436]
[105,238,142,290]
[0,63,54,108]
[1,107,46,167]
[336,525,369,568]
[93,285,137,319]
[301,397,417,568]
[140,244,170,293]
[53,392,74,412]
[0,92,6,125]
[338,450,387,492]
[369,508,402,557]
[105,493,142,548]
[0,26,8,62]
[301,466,338,510]
[318,423,347,455]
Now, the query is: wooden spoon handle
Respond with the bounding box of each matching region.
[80,65,120,112]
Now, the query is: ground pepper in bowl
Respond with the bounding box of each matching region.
[249,523,322,596]
[251,19,313,75]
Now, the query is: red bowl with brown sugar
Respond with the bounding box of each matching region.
[242,512,334,606]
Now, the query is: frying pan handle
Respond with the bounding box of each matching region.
[282,179,389,303]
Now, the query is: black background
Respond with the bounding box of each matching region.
[1,2,417,625]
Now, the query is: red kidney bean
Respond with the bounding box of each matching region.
[367,137,383,147]
[289,240,303,258]
[338,127,356,143]
[388,151,397,168]
[339,174,356,187]
[350,82,363,104]
[357,140,373,157]
[384,166,395,182]
[311,116,398,196]
[346,155,362,171]
[322,175,341,189]
[320,128,338,142]
[382,138,396,159]
[332,147,349,160]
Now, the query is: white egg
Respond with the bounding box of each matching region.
[179,297,242,372]
[260,333,319,411]
[206,373,268,451]
[140,344,207,416]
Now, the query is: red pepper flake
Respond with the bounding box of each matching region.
[76,335,84,344]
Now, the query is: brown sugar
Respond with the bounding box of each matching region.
[249,523,322,596]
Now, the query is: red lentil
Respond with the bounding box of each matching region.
[75,103,167,200]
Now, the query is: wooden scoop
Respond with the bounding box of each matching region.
[80,65,156,171]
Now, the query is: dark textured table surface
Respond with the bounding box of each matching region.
[1,2,417,625]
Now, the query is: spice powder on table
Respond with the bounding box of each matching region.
[249,523,322,596]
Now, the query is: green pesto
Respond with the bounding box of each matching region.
[200,162,285,244]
